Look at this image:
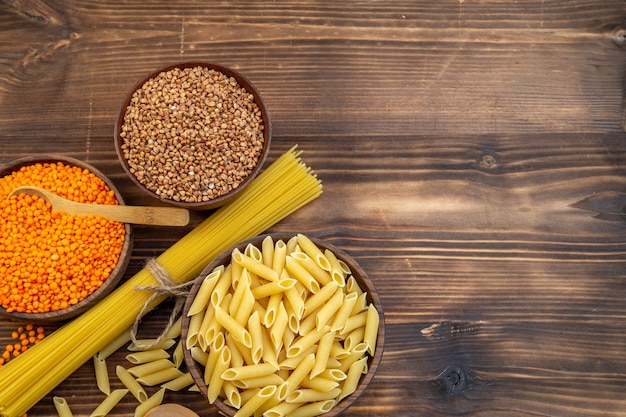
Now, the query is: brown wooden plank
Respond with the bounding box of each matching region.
[1,0,625,416]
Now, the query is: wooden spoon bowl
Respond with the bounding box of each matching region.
[0,155,134,323]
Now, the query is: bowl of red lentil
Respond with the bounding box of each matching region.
[114,62,271,211]
[0,155,133,323]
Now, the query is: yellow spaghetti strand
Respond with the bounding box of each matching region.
[0,146,322,417]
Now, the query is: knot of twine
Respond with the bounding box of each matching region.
[130,258,193,350]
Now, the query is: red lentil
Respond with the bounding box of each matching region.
[0,324,45,367]
[0,162,126,314]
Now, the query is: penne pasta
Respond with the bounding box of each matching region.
[210,264,233,307]
[127,359,175,378]
[215,306,252,348]
[207,346,232,403]
[338,357,367,402]
[286,387,342,403]
[263,401,300,417]
[287,399,336,417]
[90,389,128,417]
[185,310,204,348]
[223,381,242,409]
[277,353,315,401]
[285,256,321,294]
[323,249,347,287]
[93,356,111,396]
[172,340,185,368]
[52,396,73,417]
[182,233,381,417]
[96,327,132,360]
[133,387,165,417]
[287,326,330,358]
[187,266,223,316]
[271,239,287,275]
[291,251,332,286]
[136,367,184,387]
[232,373,284,389]
[222,362,279,381]
[232,249,279,282]
[115,366,147,403]
[251,278,296,299]
[364,303,380,356]
[234,385,277,417]
[125,349,170,365]
[248,311,264,364]
[261,235,274,267]
[296,234,331,271]
[330,291,358,332]
[314,287,344,331]
[161,371,194,391]
[311,331,336,378]
[302,281,338,318]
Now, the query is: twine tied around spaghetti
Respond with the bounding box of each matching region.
[130,258,194,350]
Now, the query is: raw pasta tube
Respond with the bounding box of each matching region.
[261,235,274,267]
[234,385,277,417]
[338,356,368,401]
[90,389,128,417]
[285,256,321,294]
[186,266,223,316]
[278,353,316,400]
[133,387,165,417]
[296,234,331,271]
[207,346,232,403]
[291,251,332,286]
[93,355,110,395]
[364,303,380,356]
[222,362,279,381]
[127,359,175,378]
[232,249,279,282]
[116,366,148,403]
[263,401,300,417]
[314,287,344,331]
[125,349,170,365]
[53,396,73,417]
[271,239,287,275]
[136,367,185,386]
[248,311,264,364]
[161,371,194,391]
[311,330,336,378]
[215,305,252,348]
[286,387,342,403]
[287,400,335,417]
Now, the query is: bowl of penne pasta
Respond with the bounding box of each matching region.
[181,233,384,417]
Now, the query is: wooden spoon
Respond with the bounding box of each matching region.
[9,186,190,226]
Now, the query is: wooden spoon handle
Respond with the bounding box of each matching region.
[70,203,190,226]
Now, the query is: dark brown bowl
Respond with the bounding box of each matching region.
[181,233,384,417]
[114,62,272,211]
[0,155,133,323]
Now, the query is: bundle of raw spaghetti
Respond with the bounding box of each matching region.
[0,146,322,417]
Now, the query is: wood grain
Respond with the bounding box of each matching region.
[1,0,626,416]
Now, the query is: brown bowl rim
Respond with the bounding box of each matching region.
[114,61,272,211]
[181,233,385,417]
[0,154,134,323]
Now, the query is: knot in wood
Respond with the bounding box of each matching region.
[611,26,626,47]
[439,365,467,395]
[479,154,497,169]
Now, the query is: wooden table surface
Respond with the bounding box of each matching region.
[1,1,626,416]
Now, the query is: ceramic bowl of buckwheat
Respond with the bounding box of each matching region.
[114,62,271,210]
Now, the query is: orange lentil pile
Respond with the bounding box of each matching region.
[0,161,126,314]
[0,323,45,367]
